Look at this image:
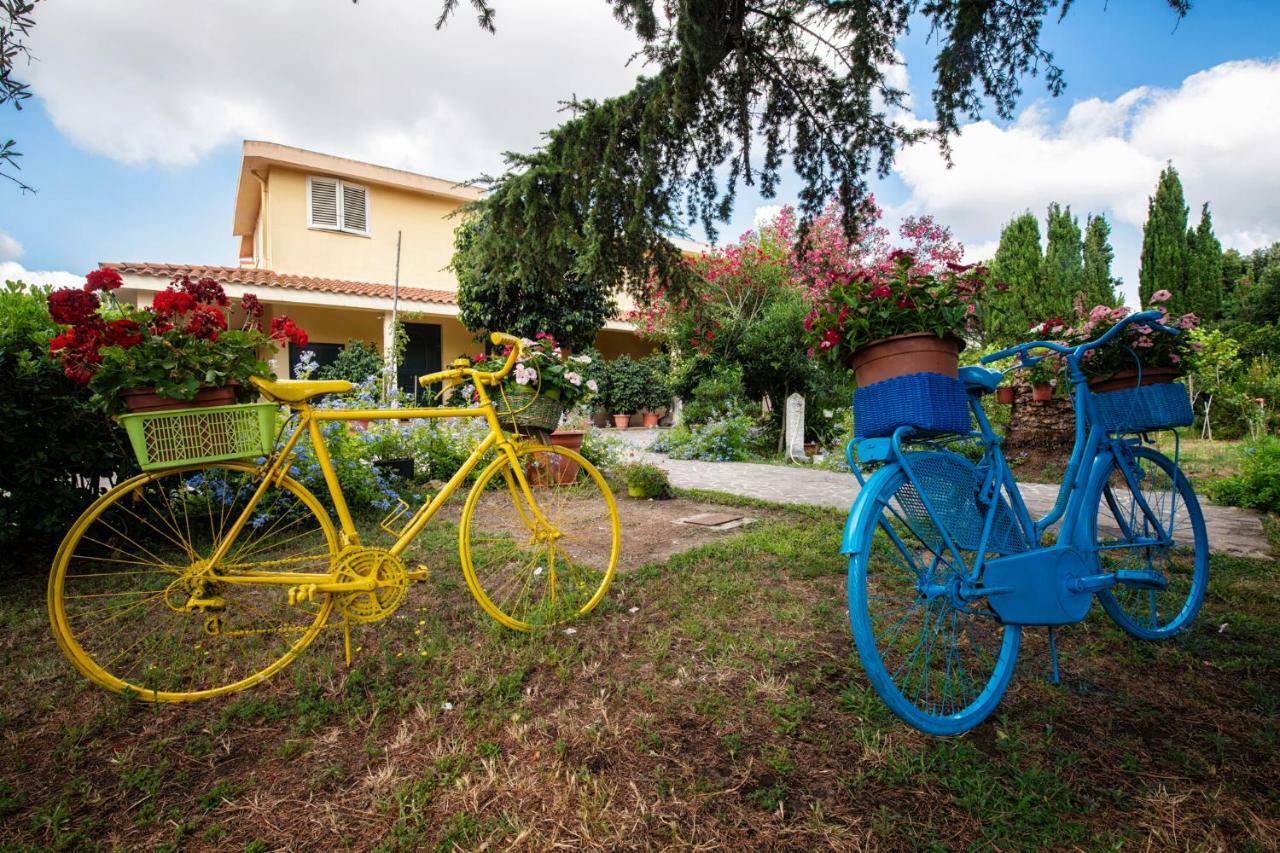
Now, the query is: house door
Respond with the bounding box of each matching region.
[397,322,443,403]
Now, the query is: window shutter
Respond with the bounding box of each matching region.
[341,184,368,234]
[309,177,339,229]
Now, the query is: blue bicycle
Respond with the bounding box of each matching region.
[843,311,1209,735]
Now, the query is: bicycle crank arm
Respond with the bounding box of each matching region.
[1068,569,1168,594]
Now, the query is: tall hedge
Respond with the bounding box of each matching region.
[0,281,133,567]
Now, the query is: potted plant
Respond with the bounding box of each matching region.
[603,354,648,429]
[469,332,600,437]
[996,382,1016,405]
[639,353,671,428]
[621,461,672,499]
[47,272,308,414]
[1065,293,1199,433]
[804,251,992,438]
[1020,317,1071,402]
[1067,293,1199,392]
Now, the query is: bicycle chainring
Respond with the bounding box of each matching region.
[333,546,408,624]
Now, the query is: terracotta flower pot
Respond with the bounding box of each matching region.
[848,332,964,386]
[121,383,238,414]
[996,386,1016,405]
[526,430,584,485]
[642,411,660,428]
[612,414,631,429]
[1088,367,1183,394]
[1031,383,1054,402]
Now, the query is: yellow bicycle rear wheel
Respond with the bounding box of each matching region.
[48,462,338,702]
[459,444,620,631]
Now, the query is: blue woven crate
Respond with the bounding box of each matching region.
[853,372,971,439]
[1092,382,1192,433]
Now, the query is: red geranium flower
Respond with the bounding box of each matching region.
[269,316,308,346]
[185,304,228,341]
[152,287,196,318]
[47,288,101,325]
[868,284,892,300]
[85,268,124,292]
[240,293,264,330]
[178,276,230,306]
[105,318,144,348]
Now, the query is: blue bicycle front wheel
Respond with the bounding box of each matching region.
[847,457,1021,736]
[1088,445,1209,640]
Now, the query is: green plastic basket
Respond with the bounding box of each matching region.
[120,403,277,471]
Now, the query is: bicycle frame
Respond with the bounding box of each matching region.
[201,379,554,596]
[845,310,1183,593]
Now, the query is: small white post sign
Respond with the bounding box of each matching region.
[785,393,806,462]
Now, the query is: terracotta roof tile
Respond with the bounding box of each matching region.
[103,262,457,306]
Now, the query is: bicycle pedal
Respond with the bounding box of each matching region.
[406,564,431,582]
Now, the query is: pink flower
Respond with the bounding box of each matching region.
[1150,289,1172,303]
[1177,313,1198,330]
[1089,305,1112,322]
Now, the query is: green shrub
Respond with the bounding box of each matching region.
[318,338,384,383]
[638,352,673,412]
[650,414,753,462]
[579,428,623,473]
[0,281,134,562]
[1208,437,1280,514]
[621,462,671,499]
[682,364,746,425]
[602,355,650,414]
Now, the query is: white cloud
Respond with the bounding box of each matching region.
[0,229,22,261]
[26,0,647,180]
[1,261,82,289]
[892,60,1280,300]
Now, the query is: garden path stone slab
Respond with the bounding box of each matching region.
[613,428,1272,560]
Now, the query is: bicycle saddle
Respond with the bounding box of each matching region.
[250,376,353,403]
[958,366,1002,395]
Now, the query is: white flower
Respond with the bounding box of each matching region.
[565,371,583,386]
[514,363,537,386]
[441,701,454,711]
[823,409,834,418]
[586,379,599,393]
[572,355,593,364]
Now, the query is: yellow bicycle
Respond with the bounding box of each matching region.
[48,333,620,702]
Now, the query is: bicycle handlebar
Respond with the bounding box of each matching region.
[418,332,526,390]
[980,310,1180,368]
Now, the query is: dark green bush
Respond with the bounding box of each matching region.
[602,355,650,414]
[1208,437,1280,514]
[318,338,384,383]
[682,364,746,425]
[621,461,672,499]
[0,281,134,563]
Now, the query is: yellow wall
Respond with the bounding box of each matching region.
[272,304,384,348]
[263,166,465,289]
[595,329,656,361]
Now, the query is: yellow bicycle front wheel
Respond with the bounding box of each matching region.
[459,444,620,631]
[48,462,338,702]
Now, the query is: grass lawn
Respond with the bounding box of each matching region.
[1,494,1277,850]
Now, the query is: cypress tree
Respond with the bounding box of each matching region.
[985,213,1044,344]
[1186,203,1223,320]
[1138,164,1190,307]
[1082,213,1119,307]
[1042,203,1085,314]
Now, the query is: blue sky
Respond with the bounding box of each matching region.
[3,0,1280,304]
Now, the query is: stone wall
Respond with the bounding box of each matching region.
[1004,386,1075,456]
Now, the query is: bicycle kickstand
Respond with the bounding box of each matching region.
[1047,627,1061,686]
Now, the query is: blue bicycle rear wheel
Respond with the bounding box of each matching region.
[1088,446,1209,639]
[847,455,1021,736]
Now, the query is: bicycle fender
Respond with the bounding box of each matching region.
[841,463,903,556]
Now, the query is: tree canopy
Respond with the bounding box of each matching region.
[1,1,41,193]
[439,0,1191,305]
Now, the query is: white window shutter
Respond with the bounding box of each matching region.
[341,184,369,234]
[309,177,339,229]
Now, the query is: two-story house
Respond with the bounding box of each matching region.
[103,141,660,400]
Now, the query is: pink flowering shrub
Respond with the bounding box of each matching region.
[1061,290,1200,379]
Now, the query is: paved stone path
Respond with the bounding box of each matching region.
[614,428,1272,559]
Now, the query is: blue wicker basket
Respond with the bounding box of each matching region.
[1092,382,1192,433]
[853,372,972,439]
